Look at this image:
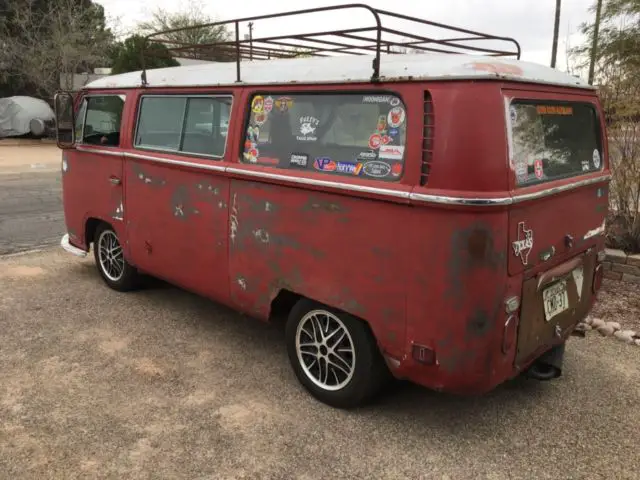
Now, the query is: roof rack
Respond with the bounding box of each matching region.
[141,3,522,86]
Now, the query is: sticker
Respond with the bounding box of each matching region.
[247,125,259,143]
[534,159,544,179]
[244,139,253,150]
[363,95,392,103]
[358,151,377,160]
[510,106,518,123]
[369,133,382,150]
[390,97,400,107]
[314,157,337,172]
[363,161,392,178]
[581,160,590,172]
[515,162,527,180]
[376,115,387,132]
[512,221,534,265]
[256,157,279,165]
[251,96,264,113]
[264,96,274,113]
[536,105,573,115]
[253,111,267,126]
[379,145,405,160]
[335,162,363,176]
[387,107,406,128]
[243,147,259,163]
[275,96,293,113]
[297,116,319,142]
[381,135,392,145]
[391,163,402,177]
[290,153,308,167]
[388,128,399,137]
[592,149,601,169]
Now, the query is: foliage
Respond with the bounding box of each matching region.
[572,0,640,253]
[0,0,113,98]
[109,35,179,75]
[137,0,231,60]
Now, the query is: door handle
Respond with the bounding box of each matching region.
[109,177,121,185]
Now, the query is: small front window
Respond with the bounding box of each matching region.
[81,95,125,147]
[509,100,603,186]
[241,92,407,182]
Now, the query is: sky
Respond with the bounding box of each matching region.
[96,0,596,77]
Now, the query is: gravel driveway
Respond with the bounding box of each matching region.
[1,249,639,479]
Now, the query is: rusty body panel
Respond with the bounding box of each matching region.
[58,76,610,397]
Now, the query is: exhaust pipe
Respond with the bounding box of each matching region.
[526,343,565,381]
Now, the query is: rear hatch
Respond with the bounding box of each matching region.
[504,95,608,366]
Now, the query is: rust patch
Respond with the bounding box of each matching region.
[437,349,477,374]
[303,197,345,213]
[466,310,492,339]
[171,186,199,220]
[132,164,166,187]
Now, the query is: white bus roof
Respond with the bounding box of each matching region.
[85,53,593,90]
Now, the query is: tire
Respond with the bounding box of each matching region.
[285,299,390,409]
[93,223,140,292]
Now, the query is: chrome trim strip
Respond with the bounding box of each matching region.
[511,175,611,204]
[76,145,123,157]
[410,192,512,206]
[226,167,411,199]
[125,152,226,172]
[61,234,87,258]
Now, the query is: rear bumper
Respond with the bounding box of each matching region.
[61,233,87,258]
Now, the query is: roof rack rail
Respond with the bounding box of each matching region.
[140,3,521,86]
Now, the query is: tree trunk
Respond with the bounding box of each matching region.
[588,0,604,84]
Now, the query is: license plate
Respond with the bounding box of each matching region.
[543,280,569,321]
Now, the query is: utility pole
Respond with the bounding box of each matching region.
[588,0,604,85]
[248,22,254,61]
[550,0,561,68]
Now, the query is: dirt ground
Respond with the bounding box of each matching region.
[0,144,61,174]
[0,249,639,480]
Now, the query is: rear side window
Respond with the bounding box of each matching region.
[242,93,407,181]
[80,95,125,147]
[135,95,232,158]
[509,101,602,186]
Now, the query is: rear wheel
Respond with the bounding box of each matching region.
[93,223,140,292]
[285,299,389,409]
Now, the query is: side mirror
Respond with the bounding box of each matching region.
[54,91,75,149]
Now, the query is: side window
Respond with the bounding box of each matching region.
[134,95,232,158]
[241,93,407,182]
[82,95,125,147]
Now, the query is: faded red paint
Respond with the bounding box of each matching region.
[468,62,524,76]
[60,79,609,395]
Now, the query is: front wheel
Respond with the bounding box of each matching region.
[93,223,140,292]
[285,299,390,409]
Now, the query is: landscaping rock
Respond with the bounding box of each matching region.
[636,339,640,347]
[597,325,615,337]
[591,318,606,329]
[613,330,636,344]
[606,321,622,331]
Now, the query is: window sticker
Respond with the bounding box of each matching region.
[391,163,402,177]
[363,161,392,178]
[252,95,265,113]
[581,160,590,171]
[387,106,406,128]
[379,145,404,160]
[247,125,259,143]
[314,157,336,172]
[264,96,274,113]
[297,116,319,142]
[253,111,267,126]
[534,159,544,179]
[290,153,309,167]
[274,96,293,113]
[369,133,382,150]
[592,149,601,169]
[357,151,377,160]
[376,115,387,133]
[362,95,401,107]
[536,105,573,115]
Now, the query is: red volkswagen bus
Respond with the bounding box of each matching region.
[54,5,609,408]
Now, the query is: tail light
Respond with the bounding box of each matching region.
[593,264,604,293]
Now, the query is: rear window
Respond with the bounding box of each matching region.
[509,101,602,186]
[241,93,407,181]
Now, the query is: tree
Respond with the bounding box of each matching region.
[571,0,640,252]
[137,0,231,60]
[0,0,113,98]
[109,35,179,74]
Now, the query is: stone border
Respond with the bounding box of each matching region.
[603,248,640,284]
[575,317,640,346]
